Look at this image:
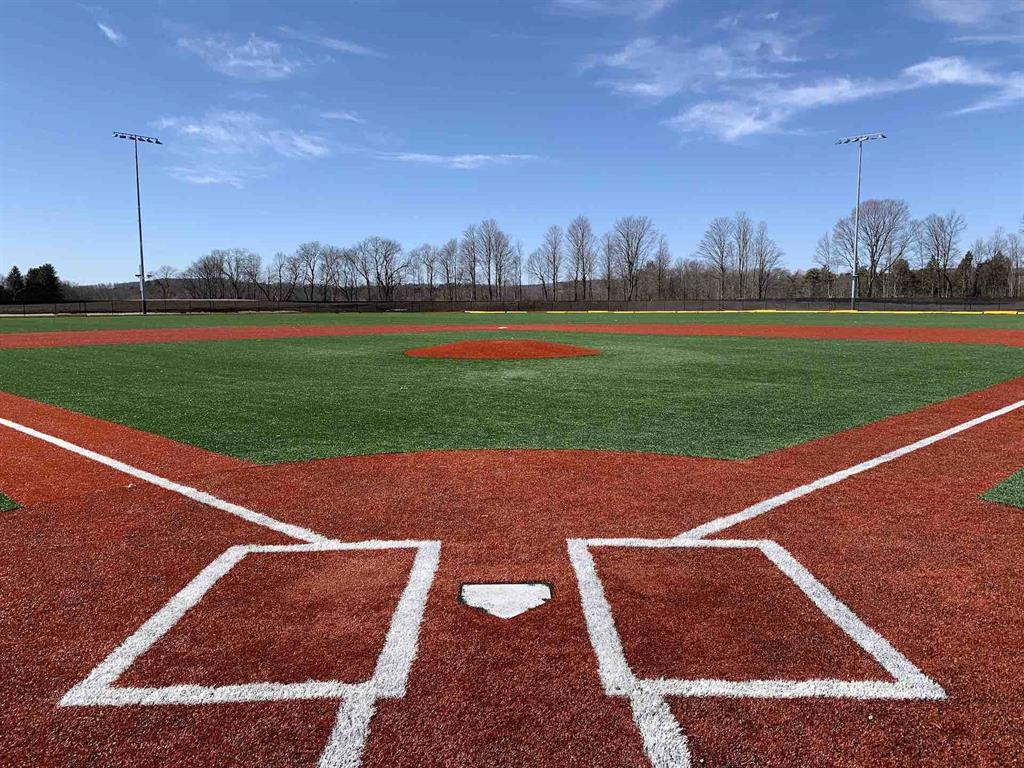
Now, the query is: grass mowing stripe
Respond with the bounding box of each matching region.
[2,310,1024,333]
[0,491,19,512]
[0,332,1021,463]
[982,469,1024,510]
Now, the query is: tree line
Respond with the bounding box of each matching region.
[9,206,1023,305]
[0,264,63,304]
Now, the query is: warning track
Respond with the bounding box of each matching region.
[1,321,1024,349]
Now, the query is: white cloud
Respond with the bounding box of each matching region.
[165,165,249,189]
[665,56,1024,141]
[321,110,365,123]
[178,34,301,80]
[277,26,384,58]
[916,0,1022,26]
[96,22,124,45]
[552,0,675,20]
[382,152,538,169]
[154,111,330,159]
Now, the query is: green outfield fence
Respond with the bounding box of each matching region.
[1,297,1023,315]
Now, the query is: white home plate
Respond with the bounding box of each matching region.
[459,583,552,619]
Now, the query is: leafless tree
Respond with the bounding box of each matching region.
[182,251,227,299]
[813,233,838,299]
[654,236,671,299]
[295,241,324,301]
[566,216,596,301]
[696,216,734,304]
[916,210,966,298]
[151,265,178,299]
[612,216,657,301]
[527,248,548,298]
[541,225,563,300]
[358,236,407,300]
[832,199,914,298]
[601,232,616,300]
[438,239,459,301]
[733,212,753,299]
[752,222,783,300]
[460,224,479,300]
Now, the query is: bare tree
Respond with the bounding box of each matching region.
[654,236,671,299]
[566,216,596,301]
[733,212,753,299]
[295,241,324,301]
[916,211,966,298]
[832,199,914,298]
[752,221,783,299]
[459,225,479,301]
[541,225,563,300]
[438,239,459,301]
[601,232,616,300]
[813,233,837,299]
[696,216,734,304]
[182,251,227,299]
[152,265,178,299]
[358,236,407,300]
[612,216,657,301]
[527,248,548,298]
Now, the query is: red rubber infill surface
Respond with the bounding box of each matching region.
[1,378,1023,765]
[406,339,600,360]
[1,321,1024,349]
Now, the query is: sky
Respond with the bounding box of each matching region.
[0,0,1022,284]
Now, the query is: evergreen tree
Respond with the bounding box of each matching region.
[23,264,63,302]
[5,265,25,300]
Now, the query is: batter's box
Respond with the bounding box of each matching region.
[61,540,441,709]
[568,537,946,702]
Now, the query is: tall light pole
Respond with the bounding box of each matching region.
[835,132,886,310]
[113,131,162,315]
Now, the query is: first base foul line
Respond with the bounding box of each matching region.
[678,397,1024,540]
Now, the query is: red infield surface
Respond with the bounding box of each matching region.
[406,338,600,359]
[3,320,1024,349]
[1,363,1023,765]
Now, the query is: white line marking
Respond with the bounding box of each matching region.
[0,416,329,544]
[678,398,1024,540]
[61,540,442,768]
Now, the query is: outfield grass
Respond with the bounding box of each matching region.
[0,332,1020,463]
[983,469,1024,510]
[1,309,1023,333]
[0,491,19,512]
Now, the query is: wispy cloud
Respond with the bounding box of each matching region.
[917,0,1024,43]
[96,22,124,45]
[320,110,365,123]
[277,26,385,58]
[382,152,538,170]
[666,57,1024,141]
[154,111,330,159]
[552,0,675,20]
[165,165,250,189]
[178,34,302,80]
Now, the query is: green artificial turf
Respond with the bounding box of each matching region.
[1,309,1024,333]
[0,332,1021,463]
[0,491,19,512]
[982,469,1024,510]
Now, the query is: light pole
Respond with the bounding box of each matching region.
[113,131,162,315]
[835,132,886,310]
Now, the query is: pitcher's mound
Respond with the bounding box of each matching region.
[406,339,600,360]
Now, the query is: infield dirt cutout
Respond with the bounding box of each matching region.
[405,338,601,360]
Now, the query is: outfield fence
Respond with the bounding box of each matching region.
[1,297,1024,316]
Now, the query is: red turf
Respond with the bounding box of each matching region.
[1,377,1023,766]
[405,339,600,360]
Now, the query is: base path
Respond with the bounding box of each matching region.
[2,321,1024,349]
[1,380,1023,766]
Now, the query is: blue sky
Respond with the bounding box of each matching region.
[1,0,1022,284]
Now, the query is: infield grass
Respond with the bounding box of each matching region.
[983,470,1024,510]
[0,332,1020,462]
[1,310,1024,334]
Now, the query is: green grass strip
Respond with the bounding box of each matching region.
[0,491,19,512]
[982,469,1024,510]
[0,332,1020,463]
[1,309,1023,333]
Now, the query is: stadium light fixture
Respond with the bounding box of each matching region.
[113,131,162,315]
[835,132,886,309]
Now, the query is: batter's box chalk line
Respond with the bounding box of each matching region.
[60,539,442,768]
[568,536,947,768]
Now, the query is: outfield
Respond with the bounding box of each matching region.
[1,310,1022,768]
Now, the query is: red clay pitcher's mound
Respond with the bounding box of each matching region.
[405,339,600,360]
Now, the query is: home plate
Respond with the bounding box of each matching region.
[459,583,552,619]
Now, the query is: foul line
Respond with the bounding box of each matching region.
[0,416,329,544]
[678,397,1024,540]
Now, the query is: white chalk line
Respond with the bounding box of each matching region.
[568,396,1024,766]
[678,397,1024,541]
[0,416,441,768]
[0,416,329,544]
